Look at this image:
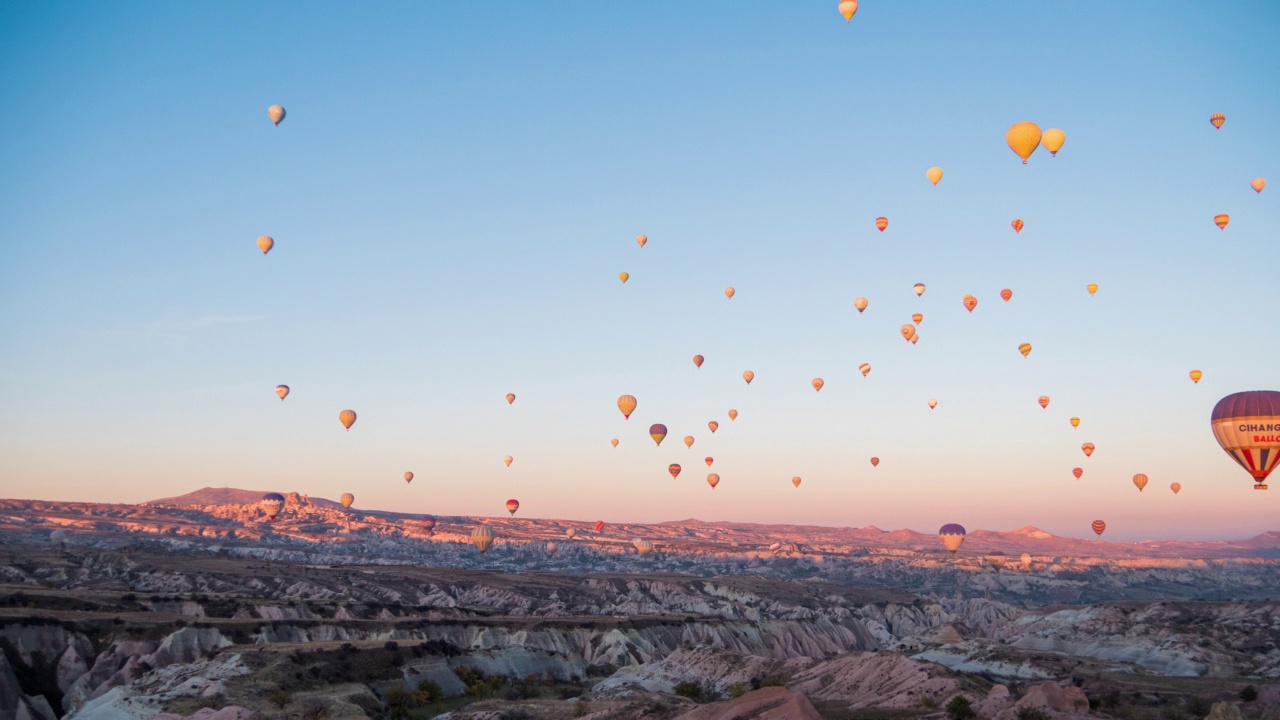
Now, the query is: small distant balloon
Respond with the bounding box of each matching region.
[963,294,977,313]
[506,499,520,515]
[1038,396,1050,409]
[1082,442,1095,457]
[938,523,966,553]
[1252,177,1267,194]
[812,378,824,392]
[1210,112,1225,130]
[728,409,738,421]
[1070,417,1080,428]
[927,167,943,186]
[870,457,879,467]
[1133,473,1149,492]
[1091,520,1107,537]
[912,313,923,325]
[339,409,357,430]
[1021,552,1033,568]
[611,438,619,447]
[633,538,654,556]
[854,297,869,314]
[838,0,858,21]
[708,420,719,433]
[875,216,888,232]
[725,287,735,299]
[595,520,605,532]
[913,283,926,297]
[859,363,871,377]
[743,370,754,384]
[404,472,414,484]
[684,435,694,448]
[565,528,576,539]
[901,324,916,341]
[260,493,285,520]
[472,526,494,553]
[637,234,648,248]
[1190,370,1203,384]
[1087,283,1099,296]
[649,423,668,446]
[1072,467,1083,480]
[545,541,558,554]
[1214,214,1229,230]
[1000,288,1012,303]
[927,398,938,410]
[1170,483,1182,495]
[1042,128,1065,156]
[619,272,629,284]
[618,395,637,419]
[707,473,720,489]
[503,455,513,467]
[257,236,274,255]
[506,393,516,404]
[267,105,286,126]
[1019,343,1033,357]
[340,493,354,509]
[693,354,704,368]
[275,385,289,401]
[669,464,681,479]
[791,476,802,488]
[1011,219,1024,234]
[1006,121,1043,164]
[705,457,714,466]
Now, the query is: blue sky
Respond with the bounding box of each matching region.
[1,2,1277,540]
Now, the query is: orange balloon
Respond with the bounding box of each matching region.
[1000,288,1012,303]
[708,420,719,433]
[725,287,735,299]
[1132,473,1148,492]
[506,393,516,404]
[812,378,824,392]
[684,435,695,448]
[927,398,937,409]
[669,464,681,479]
[1091,520,1106,537]
[503,455,513,467]
[854,297,868,314]
[912,313,923,325]
[859,363,871,377]
[637,234,648,248]
[727,409,738,421]
[1038,395,1050,409]
[791,476,802,488]
[1214,213,1229,230]
[1087,283,1098,296]
[1251,177,1266,194]
[1011,219,1024,233]
[909,332,919,345]
[693,354,704,368]
[875,216,888,232]
[870,457,879,467]
[257,235,274,255]
[1170,482,1181,495]
[1073,467,1083,479]
[1189,369,1203,384]
[706,473,720,489]
[705,457,714,467]
[611,438,619,447]
[743,370,754,384]
[1210,112,1225,130]
[1082,442,1095,457]
[963,294,977,313]
[618,395,637,419]
[339,409,357,430]
[838,0,858,21]
[901,324,915,341]
[1018,343,1032,357]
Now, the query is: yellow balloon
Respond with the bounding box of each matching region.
[1087,283,1098,296]
[1189,369,1203,384]
[340,493,354,509]
[926,167,943,186]
[1006,121,1043,163]
[1070,416,1080,428]
[1018,343,1032,357]
[1252,177,1266,194]
[617,395,637,419]
[1042,128,1065,156]
[339,409,357,430]
[838,0,857,21]
[619,272,629,284]
[257,236,274,255]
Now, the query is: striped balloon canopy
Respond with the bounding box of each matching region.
[1211,391,1280,490]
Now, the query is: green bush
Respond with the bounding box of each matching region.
[727,683,748,699]
[415,679,442,704]
[268,689,291,709]
[945,695,976,720]
[674,682,703,702]
[1015,707,1050,720]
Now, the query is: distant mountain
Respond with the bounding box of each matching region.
[147,486,342,510]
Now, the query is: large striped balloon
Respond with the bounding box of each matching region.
[1132,473,1148,492]
[1211,390,1280,490]
[471,526,494,553]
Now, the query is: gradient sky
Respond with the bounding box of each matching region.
[2,2,1278,541]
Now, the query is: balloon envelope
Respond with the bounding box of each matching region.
[618,395,637,419]
[812,378,824,392]
[267,105,286,125]
[1171,483,1182,495]
[610,438,619,447]
[1012,219,1024,233]
[743,370,754,384]
[649,423,667,446]
[340,493,354,509]
[404,472,414,483]
[708,420,719,433]
[1082,443,1095,457]
[619,272,629,284]
[503,455,513,467]
[1190,370,1203,384]
[339,409,357,430]
[684,435,694,448]
[1210,390,1280,489]
[1006,121,1043,163]
[938,524,966,553]
[1210,113,1225,129]
[839,0,857,21]
[1070,417,1080,428]
[1038,396,1050,409]
[1133,473,1149,491]
[669,464,681,479]
[707,473,720,488]
[636,234,647,247]
[725,287,735,299]
[1019,343,1032,357]
[875,216,888,232]
[595,520,605,532]
[260,493,285,519]
[1073,467,1083,479]
[1091,520,1107,537]
[791,476,802,488]
[705,457,714,466]
[275,385,289,401]
[693,355,704,368]
[913,283,926,297]
[854,297,868,313]
[870,457,879,467]
[633,538,654,556]
[926,167,943,185]
[472,526,494,553]
[257,236,274,254]
[859,363,871,377]
[1252,177,1266,193]
[1000,288,1012,302]
[1214,214,1229,230]
[1087,283,1099,295]
[728,409,738,421]
[506,393,516,404]
[1042,128,1065,156]
[963,295,977,313]
[506,499,520,515]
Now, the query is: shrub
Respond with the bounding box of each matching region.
[727,683,748,699]
[301,698,329,720]
[1015,707,1050,720]
[269,689,291,709]
[1241,685,1258,702]
[383,641,399,651]
[945,695,976,720]
[674,682,703,702]
[760,677,785,688]
[415,679,442,704]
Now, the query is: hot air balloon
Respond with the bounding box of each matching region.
[1011,219,1024,234]
[1019,343,1033,357]
[260,493,285,520]
[1190,370,1203,384]
[787,476,800,489]
[257,236,274,255]
[854,297,868,314]
[875,216,888,232]
[637,234,648,247]
[728,409,738,421]
[1042,128,1065,156]
[472,526,494,553]
[275,385,290,401]
[267,105,286,125]
[633,538,654,556]
[684,435,694,448]
[404,472,414,484]
[963,295,978,313]
[1072,467,1083,480]
[669,464,682,479]
[618,395,637,419]
[1000,288,1012,303]
[1133,473,1149,492]
[1087,283,1098,296]
[743,370,754,384]
[909,332,919,345]
[1214,214,1229,230]
[838,0,857,21]
[420,515,436,533]
[859,363,871,377]
[1006,121,1043,164]
[339,409,357,430]
[503,455,513,467]
[705,457,714,466]
[913,283,926,297]
[649,423,667,446]
[812,378,824,392]
[545,542,558,554]
[928,398,938,410]
[340,493,354,509]
[693,354,704,368]
[1091,520,1106,537]
[939,524,966,553]
[725,287,735,299]
[1020,552,1032,568]
[1210,390,1280,490]
[901,324,916,341]
[1252,178,1267,194]
[707,473,720,489]
[1171,483,1181,495]
[1038,396,1050,409]
[912,313,923,325]
[611,438,619,447]
[1082,443,1095,457]
[619,272,629,284]
[708,420,719,433]
[1070,417,1080,428]
[870,457,879,467]
[506,499,520,515]
[927,167,943,186]
[1210,113,1225,130]
[595,520,605,532]
[987,551,1008,569]
[565,528,576,539]
[506,393,516,404]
